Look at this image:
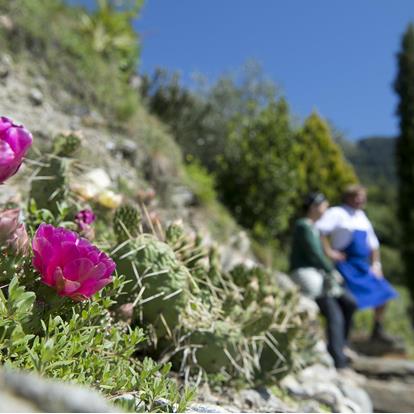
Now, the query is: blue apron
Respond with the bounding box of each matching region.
[336,230,398,309]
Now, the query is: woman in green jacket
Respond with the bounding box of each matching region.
[290,193,357,370]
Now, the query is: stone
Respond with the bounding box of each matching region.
[0,15,14,31]
[0,368,117,412]
[0,54,12,79]
[171,186,196,208]
[186,403,230,413]
[313,340,335,368]
[352,355,414,378]
[338,382,373,413]
[363,378,414,413]
[118,138,138,160]
[351,336,406,357]
[29,88,43,106]
[237,389,264,409]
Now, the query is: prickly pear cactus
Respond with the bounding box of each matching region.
[29,132,81,214]
[241,305,274,337]
[165,221,185,247]
[165,222,206,271]
[256,326,297,381]
[188,320,241,373]
[114,234,190,339]
[52,131,82,157]
[113,203,141,242]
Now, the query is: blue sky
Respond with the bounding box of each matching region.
[71,0,414,140]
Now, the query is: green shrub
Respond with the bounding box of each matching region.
[184,159,217,205]
[216,99,300,245]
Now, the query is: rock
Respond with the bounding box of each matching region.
[273,271,297,291]
[352,355,414,378]
[338,382,373,413]
[0,368,117,412]
[297,295,320,319]
[118,138,138,160]
[0,14,14,31]
[153,397,177,412]
[81,110,105,127]
[28,88,43,106]
[171,186,196,208]
[313,340,335,368]
[0,54,12,79]
[351,336,406,357]
[363,378,414,413]
[255,387,293,412]
[237,389,264,409]
[186,403,230,413]
[281,364,373,413]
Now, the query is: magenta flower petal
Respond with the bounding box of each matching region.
[54,267,81,295]
[75,209,96,225]
[0,116,33,183]
[76,277,112,297]
[63,258,94,281]
[32,223,115,300]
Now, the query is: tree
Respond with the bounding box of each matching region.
[295,113,358,205]
[216,99,300,244]
[394,23,414,302]
[140,61,277,170]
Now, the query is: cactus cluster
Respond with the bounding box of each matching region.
[29,132,81,214]
[110,206,313,382]
[113,203,142,242]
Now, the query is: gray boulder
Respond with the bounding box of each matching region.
[0,368,117,413]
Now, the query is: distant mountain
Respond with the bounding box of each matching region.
[338,136,396,186]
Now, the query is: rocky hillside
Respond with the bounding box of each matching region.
[1,3,414,414]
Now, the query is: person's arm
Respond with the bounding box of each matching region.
[321,235,346,262]
[371,248,383,278]
[297,223,334,273]
[365,213,383,278]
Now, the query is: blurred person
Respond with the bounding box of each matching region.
[316,185,398,344]
[290,192,357,370]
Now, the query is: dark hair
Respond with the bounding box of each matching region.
[303,192,326,212]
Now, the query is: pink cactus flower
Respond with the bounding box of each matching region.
[32,223,115,301]
[0,208,29,256]
[0,116,33,183]
[75,209,96,241]
[75,209,96,225]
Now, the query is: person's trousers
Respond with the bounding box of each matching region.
[316,291,357,368]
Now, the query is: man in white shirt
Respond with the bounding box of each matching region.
[316,185,397,343]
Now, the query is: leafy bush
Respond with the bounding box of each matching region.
[184,160,217,205]
[295,113,358,206]
[216,99,300,244]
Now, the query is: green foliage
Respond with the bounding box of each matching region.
[114,234,190,340]
[184,160,217,205]
[0,0,142,120]
[339,136,397,186]
[113,203,142,243]
[296,113,358,206]
[216,99,299,244]
[0,275,191,411]
[141,61,277,170]
[394,23,414,303]
[28,132,84,216]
